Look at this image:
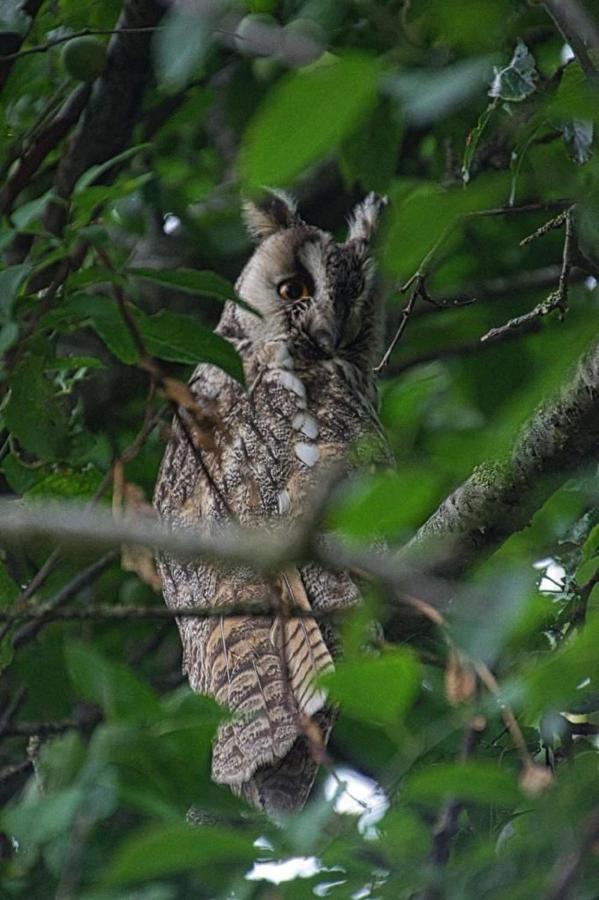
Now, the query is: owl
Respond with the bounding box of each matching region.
[154,191,392,816]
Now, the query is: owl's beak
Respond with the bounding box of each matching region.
[313,322,343,356]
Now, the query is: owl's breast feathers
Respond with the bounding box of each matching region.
[154,319,391,814]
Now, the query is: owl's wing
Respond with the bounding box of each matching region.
[154,361,334,811]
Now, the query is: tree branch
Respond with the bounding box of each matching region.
[44,0,166,235]
[402,338,599,578]
[543,0,599,78]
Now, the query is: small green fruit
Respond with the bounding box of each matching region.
[61,36,107,83]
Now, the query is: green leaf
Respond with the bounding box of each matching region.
[67,266,127,290]
[5,355,70,461]
[106,823,255,884]
[0,263,31,319]
[11,190,54,231]
[404,761,522,806]
[26,468,103,500]
[1,788,83,849]
[127,267,236,301]
[44,295,244,380]
[43,294,137,364]
[322,649,421,727]
[329,467,440,539]
[561,119,594,165]
[339,100,402,193]
[0,320,19,355]
[241,53,380,187]
[74,144,152,194]
[140,311,245,383]
[515,614,599,716]
[382,173,508,279]
[0,559,19,607]
[65,641,162,724]
[549,60,599,123]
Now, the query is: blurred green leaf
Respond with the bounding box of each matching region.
[153,3,212,88]
[404,761,522,806]
[323,649,421,728]
[0,558,19,606]
[106,823,255,884]
[0,263,31,319]
[241,53,380,187]
[329,467,440,539]
[65,641,162,723]
[2,787,83,849]
[382,173,508,278]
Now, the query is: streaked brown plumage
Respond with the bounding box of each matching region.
[154,192,392,815]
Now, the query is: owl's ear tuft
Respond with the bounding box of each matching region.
[346,192,388,244]
[242,190,301,242]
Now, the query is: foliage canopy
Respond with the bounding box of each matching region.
[1,1,599,898]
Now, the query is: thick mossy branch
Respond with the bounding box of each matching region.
[404,338,599,578]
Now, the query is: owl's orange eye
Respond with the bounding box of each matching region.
[277,278,311,301]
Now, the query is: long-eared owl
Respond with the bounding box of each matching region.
[154,192,392,816]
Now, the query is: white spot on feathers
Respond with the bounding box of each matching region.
[277,489,291,514]
[277,371,306,400]
[294,442,320,467]
[291,412,319,439]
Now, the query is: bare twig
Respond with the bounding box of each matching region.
[375,276,431,373]
[12,552,117,649]
[519,209,569,247]
[480,208,575,343]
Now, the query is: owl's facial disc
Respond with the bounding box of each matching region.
[236,191,386,361]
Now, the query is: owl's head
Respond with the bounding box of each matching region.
[235,191,387,371]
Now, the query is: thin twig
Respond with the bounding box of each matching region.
[0,26,164,62]
[474,661,534,768]
[480,207,575,343]
[1,602,347,625]
[374,276,425,373]
[519,209,569,247]
[11,551,118,648]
